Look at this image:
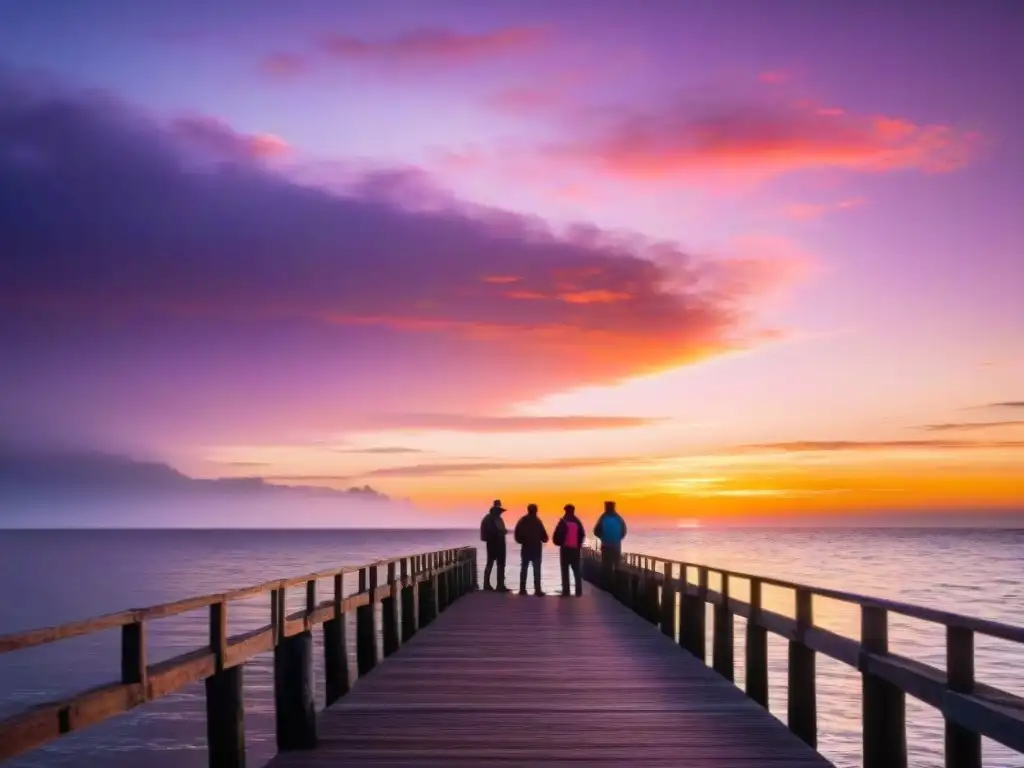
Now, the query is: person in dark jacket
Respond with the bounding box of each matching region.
[480,500,509,592]
[552,504,586,596]
[513,504,549,596]
[593,500,627,591]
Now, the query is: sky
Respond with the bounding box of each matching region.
[1,0,1022,522]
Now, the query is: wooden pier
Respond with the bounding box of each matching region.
[2,545,1023,767]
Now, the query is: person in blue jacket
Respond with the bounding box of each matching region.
[593,500,627,590]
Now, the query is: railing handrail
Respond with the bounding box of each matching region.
[583,546,1024,767]
[589,546,1024,644]
[0,545,480,764]
[0,545,476,653]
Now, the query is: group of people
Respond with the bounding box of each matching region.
[479,499,628,596]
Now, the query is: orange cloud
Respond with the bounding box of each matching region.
[553,97,979,182]
[741,440,1024,452]
[917,420,1024,433]
[559,289,632,304]
[321,27,546,65]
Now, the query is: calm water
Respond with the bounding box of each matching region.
[1,528,1022,767]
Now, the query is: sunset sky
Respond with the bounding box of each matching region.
[2,1,1022,521]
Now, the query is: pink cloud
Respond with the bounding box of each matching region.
[784,197,866,220]
[486,85,566,115]
[321,27,547,65]
[549,96,980,182]
[758,70,790,84]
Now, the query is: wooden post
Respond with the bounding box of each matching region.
[945,626,980,768]
[713,573,734,681]
[357,567,378,676]
[646,564,661,624]
[274,630,316,750]
[437,551,449,612]
[630,566,643,616]
[678,564,692,651]
[660,562,676,638]
[206,600,245,767]
[471,547,479,590]
[401,558,417,642]
[206,664,244,767]
[419,558,436,627]
[382,562,399,657]
[746,579,769,707]
[447,550,458,602]
[270,587,285,645]
[862,605,907,768]
[121,620,146,686]
[457,550,467,597]
[788,587,816,748]
[693,566,708,661]
[324,573,349,706]
[305,580,316,615]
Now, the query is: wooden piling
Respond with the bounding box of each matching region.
[382,562,399,657]
[323,573,349,706]
[713,573,734,682]
[945,626,981,768]
[356,567,378,676]
[861,605,907,768]
[401,558,417,643]
[274,630,316,750]
[660,561,676,639]
[788,587,816,748]
[745,579,769,707]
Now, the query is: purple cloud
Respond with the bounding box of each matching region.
[0,72,795,449]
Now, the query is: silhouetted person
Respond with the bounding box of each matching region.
[553,503,586,596]
[514,503,548,596]
[594,500,627,590]
[480,499,509,592]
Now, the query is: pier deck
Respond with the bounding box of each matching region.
[267,588,831,767]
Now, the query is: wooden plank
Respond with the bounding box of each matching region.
[266,590,832,768]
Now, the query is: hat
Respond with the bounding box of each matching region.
[563,504,576,513]
[491,499,506,512]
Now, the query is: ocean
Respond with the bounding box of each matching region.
[1,527,1022,767]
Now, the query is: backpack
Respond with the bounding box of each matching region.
[600,513,624,545]
[480,514,495,542]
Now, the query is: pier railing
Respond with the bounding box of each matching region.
[582,547,1024,768]
[0,546,477,765]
